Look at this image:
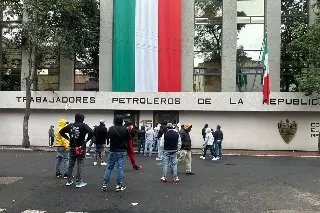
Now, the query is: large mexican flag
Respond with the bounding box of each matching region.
[112,0,182,92]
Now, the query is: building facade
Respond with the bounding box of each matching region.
[0,0,319,151]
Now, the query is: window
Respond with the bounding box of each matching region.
[236,0,265,92]
[281,0,308,92]
[194,0,222,92]
[0,6,22,91]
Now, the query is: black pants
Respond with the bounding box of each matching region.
[203,145,216,157]
[49,136,54,146]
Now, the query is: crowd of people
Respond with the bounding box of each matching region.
[50,114,223,191]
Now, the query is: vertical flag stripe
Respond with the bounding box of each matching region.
[262,32,270,104]
[112,0,136,92]
[135,0,158,92]
[158,0,182,92]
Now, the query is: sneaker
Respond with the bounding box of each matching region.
[161,177,167,182]
[186,171,195,175]
[156,158,162,161]
[202,157,205,160]
[173,177,180,183]
[63,174,68,179]
[115,185,126,192]
[212,157,219,161]
[200,156,203,159]
[86,153,90,156]
[102,183,108,192]
[94,161,98,166]
[133,165,141,170]
[76,181,87,188]
[101,162,107,166]
[56,172,62,178]
[66,180,73,186]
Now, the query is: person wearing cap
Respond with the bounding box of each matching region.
[213,125,223,160]
[93,120,109,166]
[160,123,181,182]
[178,124,194,175]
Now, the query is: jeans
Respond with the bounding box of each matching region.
[203,145,216,157]
[138,140,145,154]
[215,140,222,158]
[162,151,178,178]
[95,144,106,162]
[55,147,69,174]
[104,152,126,185]
[157,139,163,160]
[68,147,85,182]
[144,139,154,157]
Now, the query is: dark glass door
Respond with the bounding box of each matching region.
[153,111,179,127]
[114,110,140,128]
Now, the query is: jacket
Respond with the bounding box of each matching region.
[55,119,69,150]
[214,129,223,141]
[59,113,93,148]
[160,129,181,151]
[204,128,214,146]
[94,123,109,145]
[179,128,192,150]
[157,124,167,139]
[108,125,130,152]
[138,127,146,141]
[145,127,155,141]
[48,126,55,138]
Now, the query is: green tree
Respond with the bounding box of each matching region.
[0,0,99,147]
[285,1,320,95]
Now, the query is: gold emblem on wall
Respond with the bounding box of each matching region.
[278,119,298,144]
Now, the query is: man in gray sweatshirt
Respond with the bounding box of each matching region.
[144,126,155,157]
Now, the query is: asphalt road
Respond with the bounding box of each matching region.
[0,151,320,213]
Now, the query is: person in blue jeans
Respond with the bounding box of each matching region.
[102,115,129,192]
[160,123,181,183]
[213,125,223,160]
[144,126,155,157]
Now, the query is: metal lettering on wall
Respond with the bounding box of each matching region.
[278,119,297,144]
[1,91,320,111]
[310,123,320,138]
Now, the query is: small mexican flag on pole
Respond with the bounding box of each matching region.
[261,32,270,104]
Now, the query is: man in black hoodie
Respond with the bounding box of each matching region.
[102,115,129,192]
[59,113,93,188]
[94,120,109,166]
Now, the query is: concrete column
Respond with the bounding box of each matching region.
[181,0,194,92]
[221,0,237,92]
[266,0,281,92]
[309,0,317,25]
[59,55,75,91]
[99,0,113,91]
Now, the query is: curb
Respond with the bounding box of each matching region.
[1,147,320,158]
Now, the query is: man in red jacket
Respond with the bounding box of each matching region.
[126,122,142,170]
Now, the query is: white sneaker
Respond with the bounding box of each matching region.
[202,157,205,160]
[212,157,218,161]
[101,162,107,166]
[156,158,161,161]
[200,156,203,159]
[86,153,90,156]
[94,161,98,166]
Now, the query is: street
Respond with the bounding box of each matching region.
[0,150,320,213]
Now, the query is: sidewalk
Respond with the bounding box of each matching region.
[0,145,319,157]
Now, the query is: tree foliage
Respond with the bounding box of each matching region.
[286,1,320,95]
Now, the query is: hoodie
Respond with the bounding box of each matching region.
[48,125,55,138]
[55,119,69,149]
[202,124,208,140]
[204,128,214,146]
[94,122,109,145]
[145,126,155,141]
[59,113,93,148]
[157,121,168,139]
[108,115,130,152]
[179,124,192,150]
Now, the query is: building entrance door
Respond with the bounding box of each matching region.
[114,110,140,128]
[153,111,179,127]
